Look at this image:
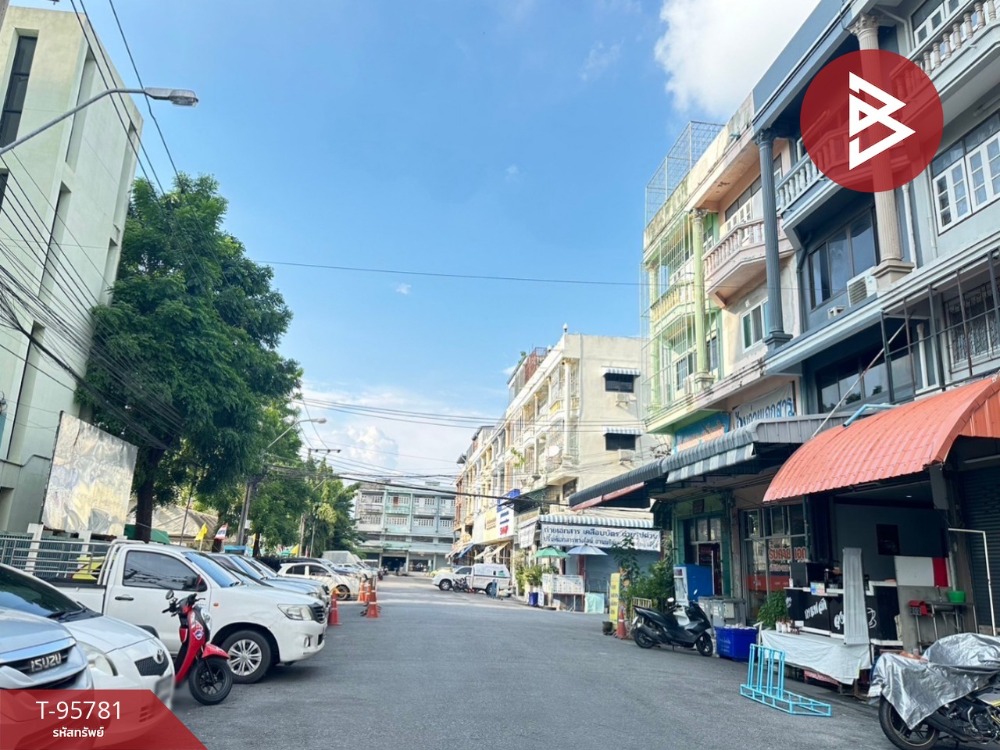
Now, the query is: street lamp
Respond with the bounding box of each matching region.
[0,86,198,158]
[237,417,327,547]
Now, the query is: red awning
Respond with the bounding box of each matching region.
[764,377,1000,503]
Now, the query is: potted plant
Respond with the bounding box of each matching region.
[757,590,790,630]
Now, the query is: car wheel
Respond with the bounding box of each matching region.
[439,580,452,591]
[335,585,351,600]
[222,630,272,684]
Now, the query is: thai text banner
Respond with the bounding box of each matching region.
[539,524,661,551]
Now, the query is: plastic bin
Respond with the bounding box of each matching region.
[528,592,539,607]
[716,626,758,661]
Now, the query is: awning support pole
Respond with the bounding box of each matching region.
[949,527,996,637]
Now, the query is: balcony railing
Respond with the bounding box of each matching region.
[704,218,765,291]
[649,282,694,327]
[775,155,823,212]
[915,0,1000,76]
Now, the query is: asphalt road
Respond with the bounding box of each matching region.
[174,577,894,750]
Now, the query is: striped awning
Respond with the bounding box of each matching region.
[603,367,641,376]
[603,425,643,435]
[537,513,654,529]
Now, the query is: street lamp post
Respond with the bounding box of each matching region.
[0,86,198,158]
[236,417,327,547]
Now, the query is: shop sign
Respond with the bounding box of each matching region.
[472,513,486,544]
[674,413,730,454]
[539,524,661,552]
[517,520,537,549]
[732,384,796,429]
[497,506,513,538]
[608,573,621,620]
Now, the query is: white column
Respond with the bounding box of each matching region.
[850,13,914,286]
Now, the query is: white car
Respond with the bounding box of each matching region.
[432,566,472,591]
[275,561,359,600]
[0,563,175,707]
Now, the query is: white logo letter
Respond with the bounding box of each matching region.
[848,71,915,170]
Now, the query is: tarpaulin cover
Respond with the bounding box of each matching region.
[869,633,1000,729]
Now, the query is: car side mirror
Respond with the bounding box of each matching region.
[165,589,174,600]
[197,577,208,592]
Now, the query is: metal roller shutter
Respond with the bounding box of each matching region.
[959,467,1000,630]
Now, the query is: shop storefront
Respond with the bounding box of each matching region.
[741,502,808,616]
[763,376,1000,653]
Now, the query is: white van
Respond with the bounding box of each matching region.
[469,564,512,596]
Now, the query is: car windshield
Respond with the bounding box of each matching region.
[226,556,265,581]
[0,565,96,621]
[243,558,278,578]
[185,552,242,587]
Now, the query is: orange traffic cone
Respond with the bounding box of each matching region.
[359,581,370,604]
[616,602,627,639]
[327,597,339,626]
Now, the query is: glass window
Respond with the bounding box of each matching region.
[789,504,806,536]
[709,517,722,541]
[809,247,830,308]
[0,36,36,148]
[604,373,635,393]
[0,565,90,618]
[697,518,709,541]
[828,235,850,299]
[770,507,787,536]
[864,359,888,400]
[744,510,761,538]
[850,214,877,274]
[122,551,200,590]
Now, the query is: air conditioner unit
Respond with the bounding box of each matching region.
[618,449,636,463]
[615,393,633,406]
[827,306,845,319]
[847,271,878,307]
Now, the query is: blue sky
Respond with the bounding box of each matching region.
[18,0,818,477]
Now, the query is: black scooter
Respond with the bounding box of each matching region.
[632,592,714,657]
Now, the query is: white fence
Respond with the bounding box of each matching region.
[0,524,115,579]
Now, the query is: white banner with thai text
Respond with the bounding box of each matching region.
[539,524,660,551]
[732,383,796,429]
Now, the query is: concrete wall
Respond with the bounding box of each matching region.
[0,9,141,531]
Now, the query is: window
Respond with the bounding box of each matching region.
[708,336,720,372]
[945,281,1000,366]
[604,373,635,393]
[932,113,1000,230]
[742,504,808,619]
[675,350,695,389]
[912,0,963,46]
[0,36,37,147]
[604,433,637,451]
[806,209,879,307]
[723,176,763,230]
[386,515,409,527]
[286,564,308,575]
[741,301,768,349]
[414,517,434,527]
[122,551,200,590]
[361,514,381,525]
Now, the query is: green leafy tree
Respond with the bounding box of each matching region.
[79,175,299,540]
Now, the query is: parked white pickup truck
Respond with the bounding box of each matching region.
[40,541,326,684]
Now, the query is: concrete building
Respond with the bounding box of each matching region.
[573,0,1000,654]
[353,480,455,573]
[0,8,142,531]
[454,332,659,595]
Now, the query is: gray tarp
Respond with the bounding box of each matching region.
[868,633,1000,729]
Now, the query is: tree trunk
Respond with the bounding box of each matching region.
[252,531,261,557]
[133,449,165,542]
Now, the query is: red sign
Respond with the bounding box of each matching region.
[0,690,205,749]
[801,50,943,193]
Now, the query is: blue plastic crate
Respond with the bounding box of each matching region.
[717,626,757,661]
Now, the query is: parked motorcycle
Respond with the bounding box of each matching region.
[163,588,234,705]
[377,568,384,581]
[870,633,1000,750]
[453,576,471,593]
[631,593,713,657]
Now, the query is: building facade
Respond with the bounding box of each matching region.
[0,8,142,531]
[573,0,1000,653]
[454,332,659,594]
[353,480,455,572]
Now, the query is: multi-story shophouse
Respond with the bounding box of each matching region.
[0,8,143,531]
[353,480,456,572]
[574,0,1000,653]
[453,332,661,593]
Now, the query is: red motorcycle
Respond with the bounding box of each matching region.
[163,588,233,705]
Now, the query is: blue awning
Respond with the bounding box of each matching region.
[450,543,476,559]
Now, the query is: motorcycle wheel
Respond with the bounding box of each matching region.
[188,658,233,706]
[878,698,939,750]
[696,633,713,657]
[633,628,655,649]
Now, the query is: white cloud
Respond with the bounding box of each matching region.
[505,164,521,181]
[581,41,622,82]
[395,283,412,295]
[654,0,821,118]
[299,382,500,481]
